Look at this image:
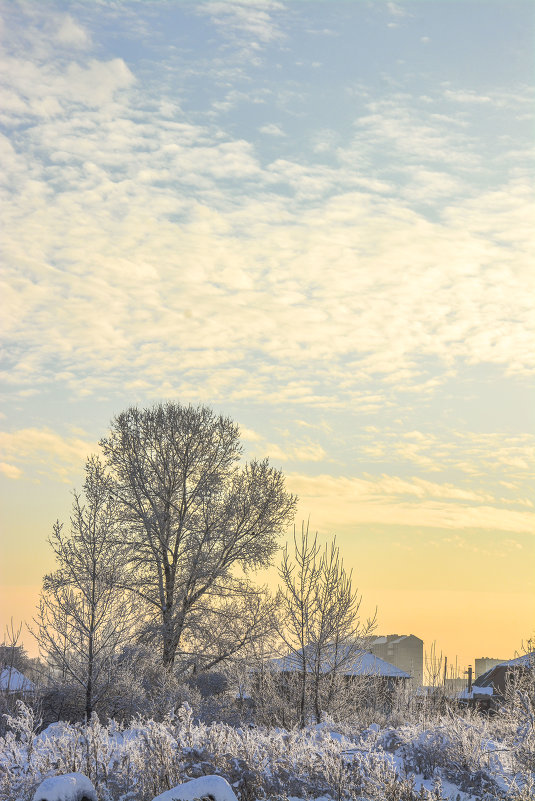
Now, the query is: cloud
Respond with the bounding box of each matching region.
[386,2,408,18]
[259,123,285,136]
[56,15,91,49]
[0,55,134,123]
[240,427,329,464]
[0,462,23,480]
[239,425,264,443]
[444,89,492,105]
[287,473,535,535]
[1,4,533,417]
[363,428,535,483]
[0,428,96,482]
[3,165,533,401]
[265,442,327,463]
[196,0,285,46]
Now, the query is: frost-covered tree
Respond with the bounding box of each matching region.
[33,457,134,719]
[99,403,296,668]
[181,582,278,674]
[277,523,375,725]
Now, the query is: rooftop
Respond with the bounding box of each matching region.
[270,646,411,678]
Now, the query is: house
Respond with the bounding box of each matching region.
[270,646,411,681]
[460,651,535,711]
[0,666,36,695]
[250,645,411,722]
[268,645,411,717]
[369,634,423,685]
[472,651,535,697]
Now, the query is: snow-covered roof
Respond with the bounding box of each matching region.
[270,646,410,678]
[473,651,535,692]
[352,652,410,677]
[459,685,494,699]
[0,666,35,693]
[496,651,535,668]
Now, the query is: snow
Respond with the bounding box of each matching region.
[1,702,532,801]
[32,773,97,801]
[498,651,535,667]
[459,685,494,699]
[356,651,410,677]
[151,775,238,801]
[37,721,75,742]
[0,666,35,693]
[271,647,410,677]
[370,634,412,646]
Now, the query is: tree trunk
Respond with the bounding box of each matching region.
[313,666,321,723]
[86,633,94,720]
[162,604,180,668]
[299,668,307,728]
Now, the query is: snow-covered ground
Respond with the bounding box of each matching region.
[0,701,532,800]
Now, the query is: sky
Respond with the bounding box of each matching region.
[1,0,534,672]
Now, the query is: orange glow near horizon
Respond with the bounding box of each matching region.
[2,527,533,672]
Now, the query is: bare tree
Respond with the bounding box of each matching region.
[277,523,321,727]
[277,522,376,725]
[0,620,30,685]
[99,403,296,668]
[32,457,134,719]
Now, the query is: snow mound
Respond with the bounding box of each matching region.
[32,772,97,801]
[152,775,239,801]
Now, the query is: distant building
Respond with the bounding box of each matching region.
[475,657,506,679]
[369,634,423,685]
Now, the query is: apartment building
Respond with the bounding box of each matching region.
[369,634,424,685]
[475,657,507,679]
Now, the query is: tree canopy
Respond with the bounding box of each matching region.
[99,402,297,667]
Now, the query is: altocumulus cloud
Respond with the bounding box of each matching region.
[1,1,533,405]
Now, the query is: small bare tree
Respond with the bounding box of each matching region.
[277,522,375,725]
[276,523,320,726]
[32,457,135,719]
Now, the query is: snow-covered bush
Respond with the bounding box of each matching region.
[1,698,534,800]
